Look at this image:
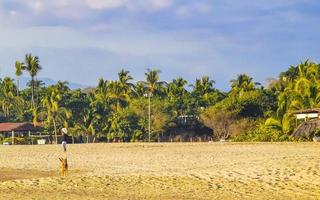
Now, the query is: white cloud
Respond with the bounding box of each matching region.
[9,10,17,16]
[84,0,172,11]
[152,0,171,10]
[1,0,319,89]
[26,0,45,13]
[85,0,124,9]
[176,3,212,17]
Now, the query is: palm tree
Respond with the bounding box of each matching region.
[230,74,257,96]
[15,61,25,96]
[192,76,215,95]
[39,86,72,143]
[108,81,130,112]
[270,61,320,134]
[0,77,23,117]
[133,81,146,97]
[139,69,167,141]
[74,108,100,143]
[142,69,167,96]
[167,77,189,116]
[118,69,134,94]
[168,78,188,99]
[95,78,109,105]
[24,54,42,109]
[56,81,70,94]
[191,76,216,108]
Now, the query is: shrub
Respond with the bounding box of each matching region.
[232,125,294,142]
[2,137,37,145]
[314,129,320,137]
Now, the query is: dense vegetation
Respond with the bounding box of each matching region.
[1,54,319,142]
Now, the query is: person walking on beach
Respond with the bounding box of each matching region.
[61,128,68,152]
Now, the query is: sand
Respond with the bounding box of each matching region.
[0,143,320,199]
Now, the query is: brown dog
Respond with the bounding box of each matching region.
[59,157,68,176]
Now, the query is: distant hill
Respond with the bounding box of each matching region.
[19,77,90,90]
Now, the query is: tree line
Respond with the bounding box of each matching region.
[0,54,318,142]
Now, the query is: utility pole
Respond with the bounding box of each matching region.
[148,93,151,142]
[144,93,152,142]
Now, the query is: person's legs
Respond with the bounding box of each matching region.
[61,141,67,152]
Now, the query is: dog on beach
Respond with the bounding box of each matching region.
[59,157,68,176]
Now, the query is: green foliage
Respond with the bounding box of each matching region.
[232,125,293,142]
[314,129,320,137]
[2,137,37,145]
[230,74,259,97]
[2,55,320,142]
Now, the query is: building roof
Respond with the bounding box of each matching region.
[291,108,320,115]
[0,123,42,132]
[292,119,320,139]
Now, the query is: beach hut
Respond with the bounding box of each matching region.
[0,122,43,145]
[292,108,320,121]
[292,109,320,139]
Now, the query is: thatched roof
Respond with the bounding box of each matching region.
[292,119,320,139]
[0,123,42,132]
[291,108,320,115]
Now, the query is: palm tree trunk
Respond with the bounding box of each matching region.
[16,77,19,96]
[36,77,40,105]
[117,100,120,112]
[53,118,58,144]
[31,76,35,109]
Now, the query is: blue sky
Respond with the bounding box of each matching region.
[0,0,320,90]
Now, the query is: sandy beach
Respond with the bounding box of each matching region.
[0,143,320,199]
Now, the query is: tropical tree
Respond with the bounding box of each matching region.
[200,107,237,140]
[191,76,222,108]
[108,81,130,112]
[265,61,320,135]
[24,54,42,109]
[141,69,166,96]
[15,61,25,96]
[118,69,134,94]
[74,108,100,143]
[37,85,72,143]
[0,77,24,118]
[167,77,190,117]
[133,81,146,97]
[230,74,259,97]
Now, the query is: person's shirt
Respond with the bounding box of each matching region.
[63,134,69,142]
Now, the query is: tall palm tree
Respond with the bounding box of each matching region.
[108,81,130,112]
[192,76,215,96]
[191,76,216,108]
[142,69,166,96]
[167,77,189,116]
[168,78,188,98]
[15,61,25,96]
[118,69,134,94]
[24,54,42,109]
[40,86,72,143]
[95,78,109,105]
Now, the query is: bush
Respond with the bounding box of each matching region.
[314,129,320,137]
[130,130,143,142]
[232,125,295,142]
[2,137,37,145]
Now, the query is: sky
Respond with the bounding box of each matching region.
[0,0,320,90]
